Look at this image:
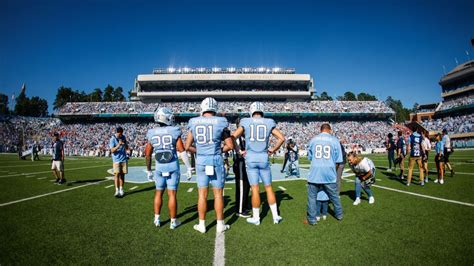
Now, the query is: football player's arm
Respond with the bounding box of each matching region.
[222,129,234,153]
[185,131,196,154]
[145,143,153,171]
[269,128,285,154]
[231,126,244,139]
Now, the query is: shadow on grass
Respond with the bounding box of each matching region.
[260,190,294,222]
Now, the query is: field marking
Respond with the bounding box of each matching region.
[278,186,287,191]
[0,160,109,168]
[129,186,138,191]
[37,177,47,180]
[0,165,110,178]
[341,176,473,207]
[105,184,114,188]
[0,180,109,207]
[213,231,226,266]
[187,187,194,193]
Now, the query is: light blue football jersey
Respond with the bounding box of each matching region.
[146,126,182,173]
[307,132,343,184]
[188,116,229,166]
[240,117,276,163]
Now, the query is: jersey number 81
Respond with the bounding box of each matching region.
[195,125,214,144]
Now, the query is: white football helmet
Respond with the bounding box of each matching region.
[154,107,174,126]
[200,97,218,115]
[250,101,264,116]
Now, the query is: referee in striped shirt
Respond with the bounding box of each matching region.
[233,118,251,218]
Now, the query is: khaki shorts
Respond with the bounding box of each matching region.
[51,160,64,171]
[113,162,128,174]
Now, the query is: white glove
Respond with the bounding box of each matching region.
[147,171,154,181]
[186,169,193,181]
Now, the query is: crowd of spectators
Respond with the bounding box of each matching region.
[422,114,474,134]
[439,96,474,111]
[57,100,394,115]
[1,115,399,156]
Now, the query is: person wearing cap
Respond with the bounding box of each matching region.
[109,126,129,197]
[442,129,455,177]
[146,107,189,230]
[185,97,233,234]
[232,101,286,225]
[51,132,65,184]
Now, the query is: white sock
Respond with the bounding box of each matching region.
[252,208,260,219]
[199,219,205,227]
[217,220,224,226]
[180,151,192,169]
[154,214,160,220]
[171,218,176,223]
[115,187,119,192]
[269,203,279,218]
[119,186,123,192]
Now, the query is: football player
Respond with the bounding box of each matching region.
[434,133,445,184]
[185,98,233,234]
[347,152,375,205]
[232,102,285,225]
[146,108,189,229]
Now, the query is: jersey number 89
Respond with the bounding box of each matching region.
[314,144,331,159]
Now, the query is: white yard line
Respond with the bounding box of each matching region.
[213,232,226,266]
[105,184,114,188]
[129,186,138,191]
[341,176,473,207]
[0,165,109,178]
[0,180,108,207]
[278,186,287,191]
[37,177,47,180]
[187,187,194,193]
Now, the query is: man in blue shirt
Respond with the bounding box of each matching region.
[305,123,343,225]
[146,107,188,230]
[51,132,65,184]
[185,97,234,234]
[406,128,425,186]
[232,102,286,225]
[109,127,129,197]
[395,131,407,179]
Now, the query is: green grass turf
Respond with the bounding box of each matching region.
[0,151,473,264]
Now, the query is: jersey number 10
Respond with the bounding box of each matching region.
[249,124,267,142]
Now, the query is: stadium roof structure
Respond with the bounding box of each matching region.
[132,67,314,101]
[439,60,474,98]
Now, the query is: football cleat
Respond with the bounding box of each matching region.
[170,220,181,230]
[154,218,161,227]
[420,181,425,186]
[246,217,260,225]
[440,179,444,184]
[369,196,375,204]
[434,179,439,183]
[406,182,410,187]
[273,216,283,224]
[114,191,120,197]
[316,216,321,222]
[237,211,251,218]
[353,197,361,205]
[119,190,124,197]
[425,177,429,183]
[322,215,327,220]
[216,224,230,233]
[193,224,206,233]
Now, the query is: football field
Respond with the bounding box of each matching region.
[0,151,473,265]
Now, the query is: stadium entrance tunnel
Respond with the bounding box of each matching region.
[107,164,354,184]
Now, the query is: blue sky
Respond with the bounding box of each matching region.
[1,0,473,113]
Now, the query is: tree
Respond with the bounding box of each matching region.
[53,86,75,110]
[0,93,9,115]
[318,91,333,101]
[103,85,114,102]
[385,96,410,122]
[29,96,48,117]
[342,91,357,101]
[412,102,419,112]
[357,92,377,101]
[89,88,103,102]
[113,86,125,101]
